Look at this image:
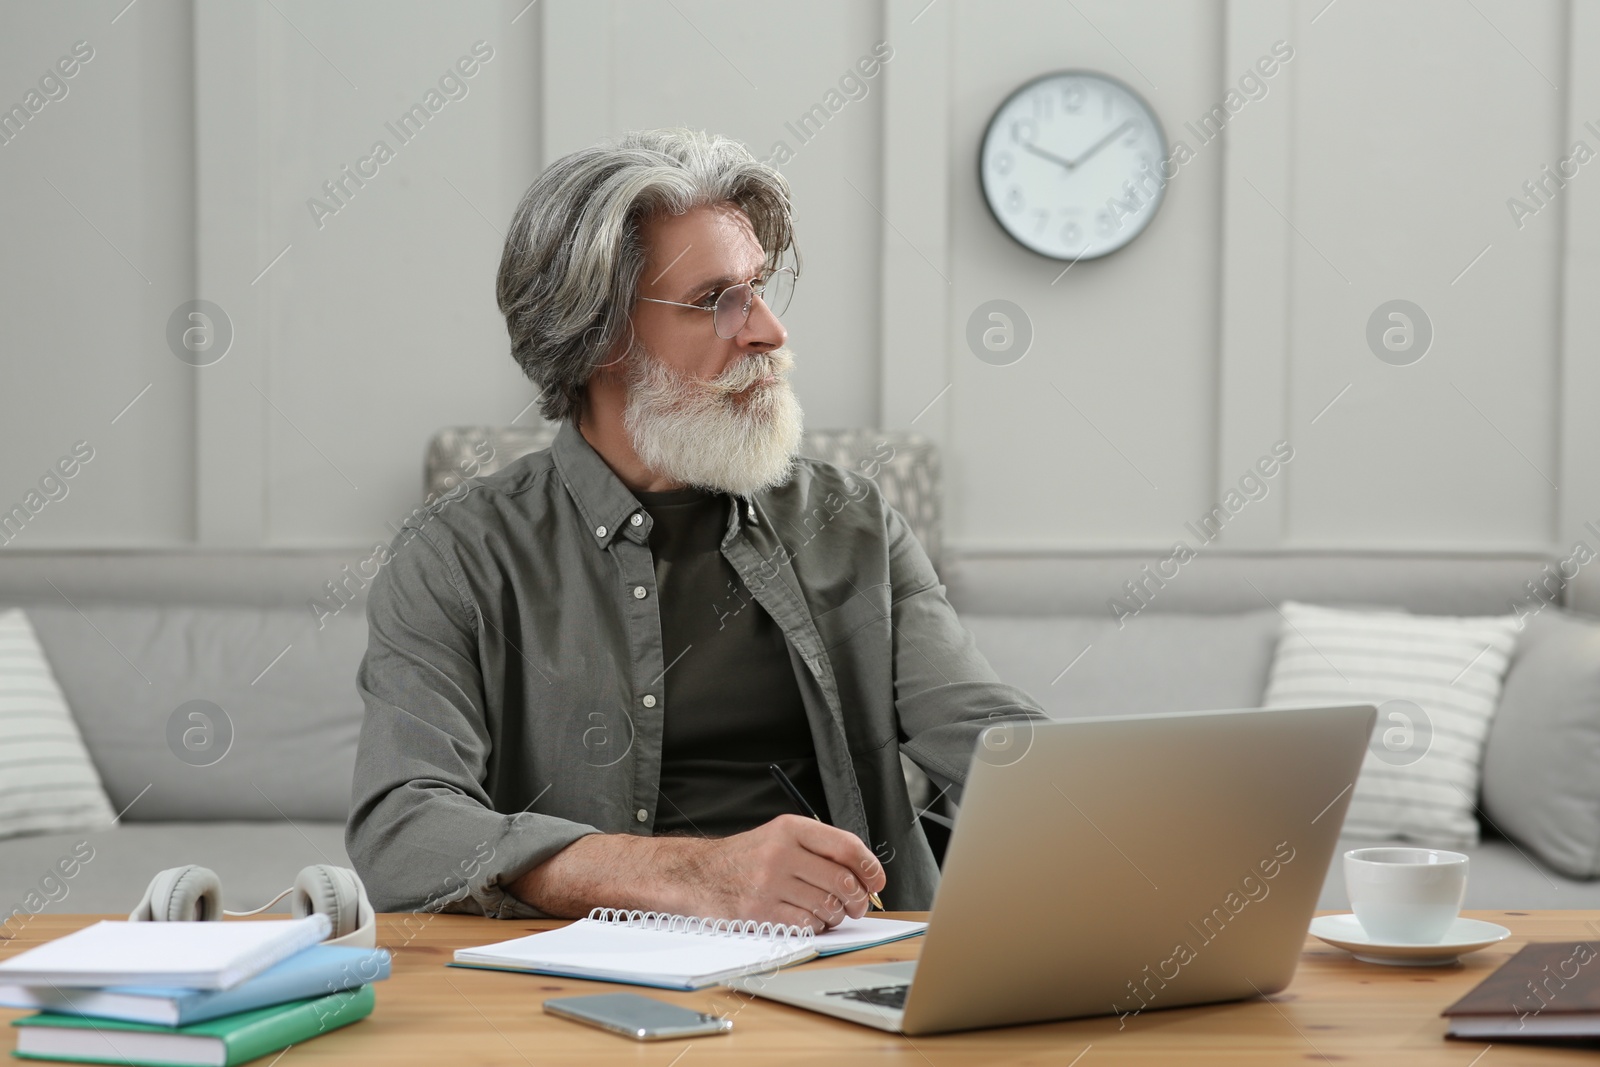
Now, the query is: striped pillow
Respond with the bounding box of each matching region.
[0,608,116,840]
[1261,601,1519,847]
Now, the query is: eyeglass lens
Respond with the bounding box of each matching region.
[713,268,795,338]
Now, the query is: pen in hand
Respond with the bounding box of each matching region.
[767,763,886,911]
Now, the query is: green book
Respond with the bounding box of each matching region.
[10,985,374,1066]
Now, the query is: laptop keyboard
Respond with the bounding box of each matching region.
[825,984,909,1010]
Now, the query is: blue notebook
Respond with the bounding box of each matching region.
[0,944,389,1027]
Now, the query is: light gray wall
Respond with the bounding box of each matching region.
[945,0,1224,550]
[191,2,544,546]
[1,1,196,546]
[879,0,1594,559]
[1283,2,1564,550]
[2,1,1597,578]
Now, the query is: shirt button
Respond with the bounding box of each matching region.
[642,694,657,708]
[633,586,647,600]
[635,808,648,822]
[595,525,607,538]
[629,513,643,527]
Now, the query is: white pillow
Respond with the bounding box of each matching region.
[0,608,116,840]
[1261,601,1519,848]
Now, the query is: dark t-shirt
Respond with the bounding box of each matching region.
[636,485,830,837]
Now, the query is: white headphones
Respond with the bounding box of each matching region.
[128,865,377,949]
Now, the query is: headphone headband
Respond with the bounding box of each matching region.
[129,864,376,949]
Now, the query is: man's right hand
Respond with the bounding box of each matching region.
[671,814,886,931]
[510,814,886,932]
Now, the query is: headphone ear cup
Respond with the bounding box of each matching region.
[292,865,360,941]
[128,866,223,923]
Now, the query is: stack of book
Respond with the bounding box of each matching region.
[0,915,389,1066]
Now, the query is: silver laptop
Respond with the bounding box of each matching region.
[731,704,1376,1035]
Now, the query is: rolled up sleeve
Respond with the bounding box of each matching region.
[345,522,600,917]
[886,504,1047,798]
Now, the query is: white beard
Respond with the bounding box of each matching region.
[622,343,804,496]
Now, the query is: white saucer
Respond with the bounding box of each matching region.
[1308,913,1511,966]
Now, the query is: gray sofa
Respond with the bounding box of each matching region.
[2,435,1597,922]
[1,555,365,923]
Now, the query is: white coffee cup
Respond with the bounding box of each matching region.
[1344,847,1468,944]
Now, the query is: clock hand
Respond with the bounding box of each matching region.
[1021,141,1079,171]
[1067,120,1135,168]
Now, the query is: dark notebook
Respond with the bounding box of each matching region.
[1442,941,1600,1039]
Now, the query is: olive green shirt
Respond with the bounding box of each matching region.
[345,420,1045,916]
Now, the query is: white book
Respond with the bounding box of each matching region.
[451,909,926,991]
[0,915,330,991]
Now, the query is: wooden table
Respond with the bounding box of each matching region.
[4,911,1599,1064]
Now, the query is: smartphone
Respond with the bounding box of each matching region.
[542,993,733,1041]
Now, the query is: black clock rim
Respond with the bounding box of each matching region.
[977,68,1169,263]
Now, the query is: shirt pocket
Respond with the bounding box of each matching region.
[810,582,891,652]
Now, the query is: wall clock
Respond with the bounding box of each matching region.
[979,70,1168,261]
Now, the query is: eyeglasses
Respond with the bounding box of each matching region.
[638,266,796,339]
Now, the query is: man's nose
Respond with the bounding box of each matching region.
[738,292,788,351]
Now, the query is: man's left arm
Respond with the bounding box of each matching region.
[885,504,1049,797]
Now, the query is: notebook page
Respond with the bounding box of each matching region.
[810,916,927,954]
[455,919,807,984]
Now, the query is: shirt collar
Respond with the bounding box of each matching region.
[551,420,758,550]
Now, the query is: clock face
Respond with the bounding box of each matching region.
[979,71,1168,261]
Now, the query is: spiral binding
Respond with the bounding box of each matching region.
[586,907,815,944]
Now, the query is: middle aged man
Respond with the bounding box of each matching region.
[347,127,1046,931]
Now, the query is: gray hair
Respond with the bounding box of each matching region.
[497,128,798,423]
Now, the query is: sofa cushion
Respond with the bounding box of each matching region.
[960,610,1280,719]
[1262,601,1519,848]
[1482,609,1600,879]
[0,609,116,841]
[23,606,367,822]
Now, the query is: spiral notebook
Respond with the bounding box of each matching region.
[449,909,927,990]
